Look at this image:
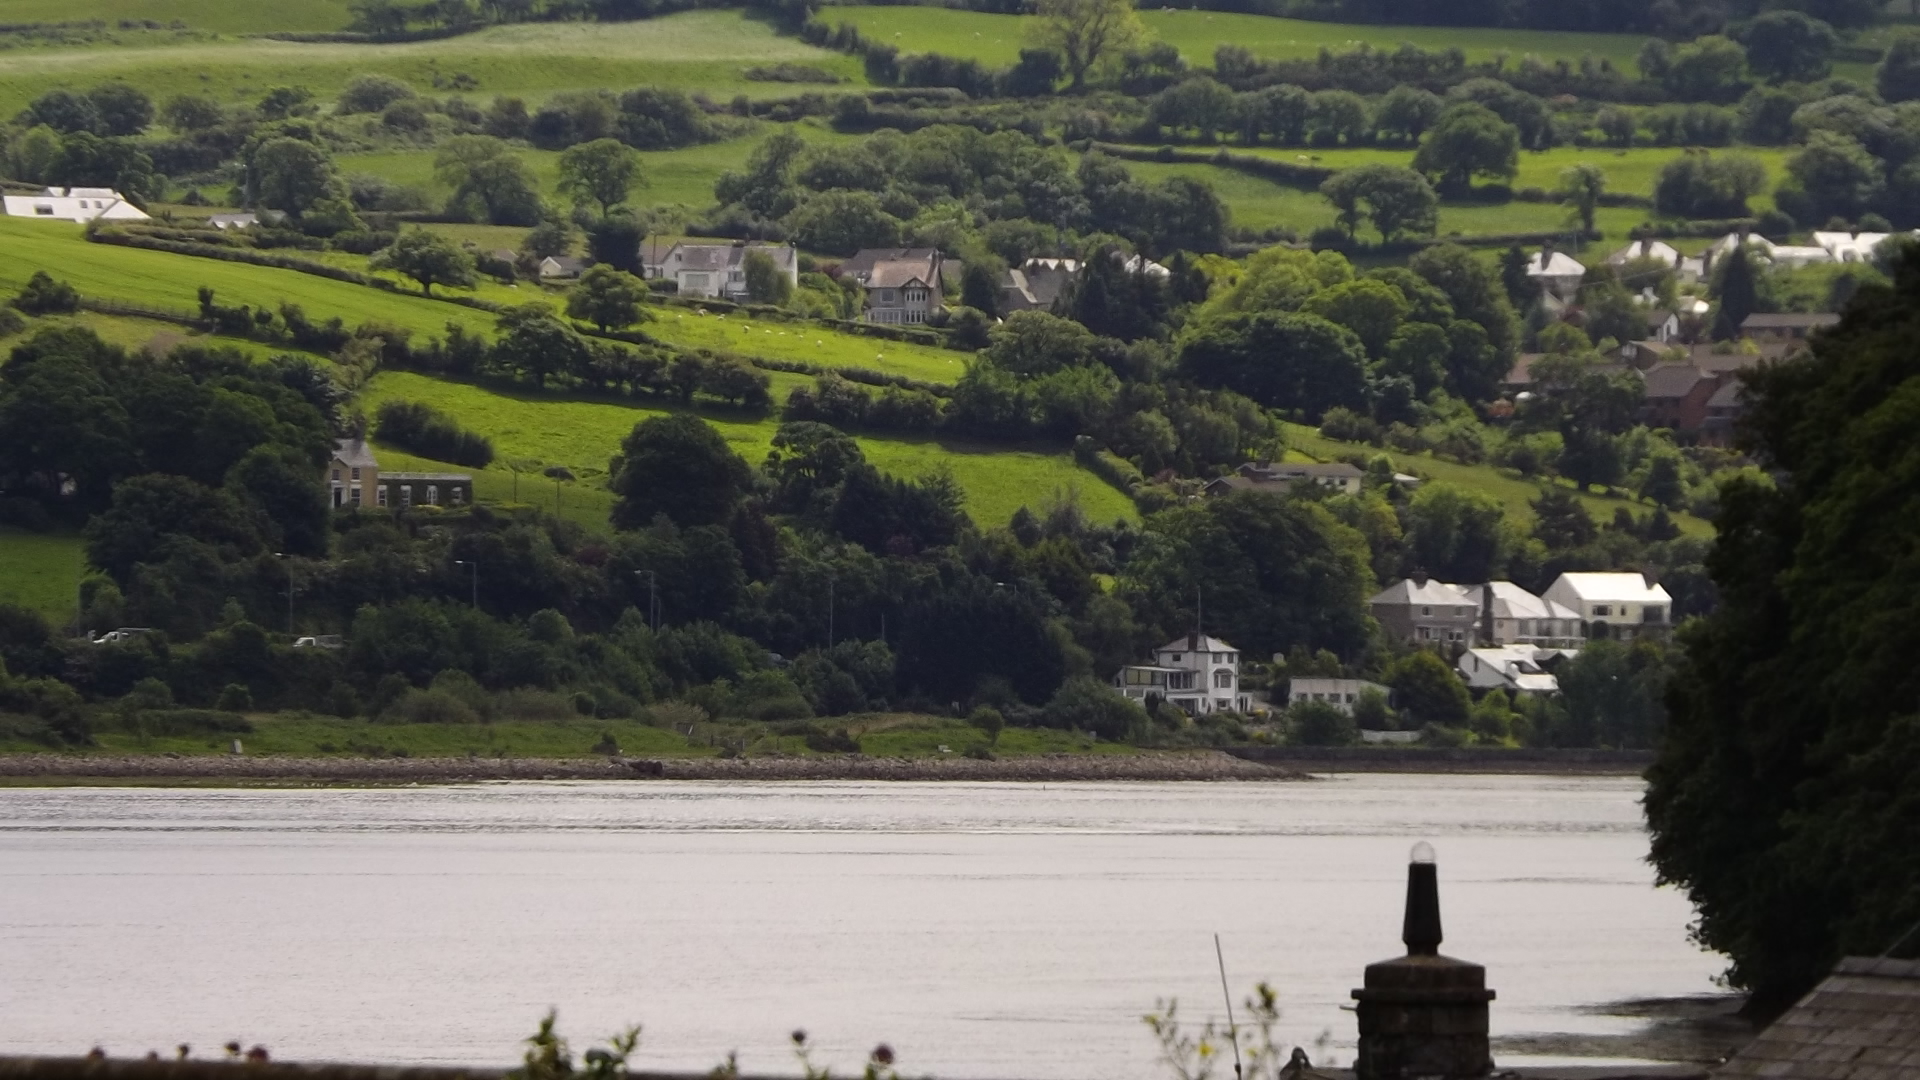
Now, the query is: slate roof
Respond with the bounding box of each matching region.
[1714,957,1920,1080]
[1742,312,1840,331]
[1609,239,1682,265]
[332,439,378,470]
[1371,578,1476,608]
[1706,380,1744,409]
[1642,363,1710,400]
[1156,634,1237,654]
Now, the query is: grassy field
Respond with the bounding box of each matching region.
[825,7,1652,69]
[339,122,859,216]
[0,0,354,33]
[0,529,85,624]
[358,370,1139,527]
[1281,422,1712,536]
[0,11,863,116]
[1235,144,1794,202]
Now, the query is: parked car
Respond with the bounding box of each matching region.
[293,635,345,649]
[89,628,155,645]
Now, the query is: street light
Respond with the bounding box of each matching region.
[273,552,295,635]
[454,559,478,608]
[634,569,658,632]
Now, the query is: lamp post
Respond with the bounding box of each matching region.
[634,570,658,632]
[454,559,478,608]
[273,552,295,635]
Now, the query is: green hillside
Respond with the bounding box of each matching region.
[0,11,861,115]
[358,371,1139,528]
[0,0,355,33]
[1281,422,1712,536]
[0,529,85,625]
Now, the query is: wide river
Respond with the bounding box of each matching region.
[0,776,1722,1078]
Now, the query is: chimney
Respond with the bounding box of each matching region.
[1188,631,1199,650]
[1410,569,1429,588]
[1352,844,1496,1080]
[1479,583,1495,647]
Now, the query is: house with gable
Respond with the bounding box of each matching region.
[1202,460,1363,499]
[1370,574,1479,646]
[1112,632,1250,715]
[1542,571,1673,641]
[837,247,945,325]
[2,186,149,224]
[657,240,798,301]
[1469,582,1582,648]
[1456,644,1568,695]
[1525,244,1586,299]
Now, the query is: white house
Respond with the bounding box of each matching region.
[537,255,588,280]
[1811,230,1919,263]
[658,240,797,301]
[1470,582,1583,648]
[1286,677,1389,716]
[1456,645,1567,695]
[1608,238,1682,268]
[2,186,149,224]
[1113,632,1249,715]
[1542,572,1673,641]
[1526,246,1586,298]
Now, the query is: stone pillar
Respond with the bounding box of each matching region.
[1351,843,1495,1080]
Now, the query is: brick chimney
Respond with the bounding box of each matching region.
[1352,844,1496,1080]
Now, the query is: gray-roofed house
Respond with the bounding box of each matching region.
[1741,311,1840,340]
[1525,244,1586,299]
[1371,574,1479,647]
[1700,379,1746,448]
[1640,363,1718,440]
[999,253,1169,314]
[659,240,798,301]
[1201,460,1364,500]
[838,247,945,325]
[1469,581,1583,648]
[326,439,380,509]
[1112,632,1249,715]
[537,255,589,280]
[1714,955,1920,1080]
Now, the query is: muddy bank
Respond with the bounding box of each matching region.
[0,751,1305,784]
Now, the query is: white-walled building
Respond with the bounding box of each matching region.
[1470,582,1583,648]
[1526,247,1586,298]
[2,186,149,224]
[657,240,797,301]
[1112,633,1249,715]
[1285,677,1390,716]
[1457,645,1567,695]
[1542,572,1673,641]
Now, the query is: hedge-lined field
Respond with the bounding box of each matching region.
[0,11,861,116]
[357,371,1139,527]
[0,0,355,33]
[0,529,85,624]
[825,7,1653,69]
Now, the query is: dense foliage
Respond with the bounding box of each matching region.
[1646,242,1920,1015]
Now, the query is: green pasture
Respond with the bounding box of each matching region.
[0,215,497,339]
[1232,144,1792,204]
[0,529,85,624]
[0,0,354,33]
[1281,422,1711,536]
[1119,157,1647,241]
[0,11,862,116]
[357,370,1138,527]
[337,123,858,216]
[824,7,1651,69]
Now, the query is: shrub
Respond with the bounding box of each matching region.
[14,271,79,315]
[215,683,253,712]
[374,400,495,468]
[338,74,416,114]
[1290,700,1358,745]
[387,687,479,724]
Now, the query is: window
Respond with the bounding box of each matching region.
[880,289,898,304]
[377,486,388,507]
[1168,653,1182,662]
[401,487,413,508]
[427,485,439,505]
[1421,606,1432,616]
[351,467,361,481]
[34,205,53,216]
[331,468,341,482]
[1643,606,1665,624]
[904,308,926,324]
[1167,672,1195,691]
[905,287,927,304]
[1213,670,1232,689]
[451,487,464,506]
[1594,605,1612,617]
[1313,693,1325,701]
[1516,620,1530,637]
[1417,627,1431,640]
[1459,607,1470,616]
[349,487,361,506]
[1345,693,1355,703]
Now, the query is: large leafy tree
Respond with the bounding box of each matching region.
[1413,103,1519,192]
[1646,245,1920,1016]
[249,136,337,218]
[1118,490,1376,662]
[1319,165,1439,243]
[1177,311,1368,420]
[373,230,477,296]
[565,265,648,332]
[1737,11,1837,84]
[609,414,753,530]
[1026,0,1144,91]
[556,138,643,217]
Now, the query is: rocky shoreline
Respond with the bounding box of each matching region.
[0,751,1306,784]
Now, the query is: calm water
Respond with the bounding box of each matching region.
[0,776,1722,1078]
